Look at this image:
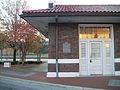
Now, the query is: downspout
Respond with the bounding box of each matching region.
[55,15,59,78]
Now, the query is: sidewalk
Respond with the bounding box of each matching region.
[0,76,103,90]
[0,61,120,90]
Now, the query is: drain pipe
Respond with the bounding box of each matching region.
[55,15,59,78]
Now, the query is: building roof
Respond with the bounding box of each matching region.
[23,5,120,14]
[21,5,120,38]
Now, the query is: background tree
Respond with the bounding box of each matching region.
[0,31,8,61]
[12,22,44,65]
[0,0,29,62]
[30,36,45,62]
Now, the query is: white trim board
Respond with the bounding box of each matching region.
[47,59,56,64]
[47,59,79,64]
[47,72,79,77]
[115,58,120,63]
[47,72,56,77]
[58,59,79,63]
[115,71,120,76]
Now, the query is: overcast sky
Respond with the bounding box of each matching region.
[27,0,120,9]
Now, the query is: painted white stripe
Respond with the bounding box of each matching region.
[115,58,120,63]
[58,59,79,64]
[47,59,56,63]
[40,59,48,61]
[47,59,79,64]
[47,72,56,77]
[47,72,79,77]
[115,71,120,76]
[59,72,79,77]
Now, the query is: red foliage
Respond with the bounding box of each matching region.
[7,22,44,64]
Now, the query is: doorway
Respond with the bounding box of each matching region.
[79,24,114,76]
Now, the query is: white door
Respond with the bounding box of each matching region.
[89,42,102,75]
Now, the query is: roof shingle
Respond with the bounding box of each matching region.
[23,5,120,13]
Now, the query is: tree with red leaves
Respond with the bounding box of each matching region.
[0,0,29,62]
[7,22,44,65]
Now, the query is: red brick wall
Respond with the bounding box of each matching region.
[48,23,120,73]
[48,64,79,72]
[48,24,56,59]
[113,24,120,72]
[115,63,120,71]
[48,23,79,72]
[48,23,79,59]
[114,24,120,58]
[49,23,120,59]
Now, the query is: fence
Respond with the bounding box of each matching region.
[0,54,48,62]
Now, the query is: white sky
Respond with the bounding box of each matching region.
[27,0,120,9]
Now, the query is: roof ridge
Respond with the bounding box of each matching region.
[55,4,120,6]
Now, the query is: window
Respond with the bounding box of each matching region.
[79,27,111,39]
[91,43,101,58]
[106,43,110,57]
[81,43,86,58]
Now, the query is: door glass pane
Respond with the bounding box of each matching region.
[106,43,110,57]
[81,43,86,58]
[91,43,101,58]
[79,27,110,39]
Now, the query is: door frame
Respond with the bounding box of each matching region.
[78,24,115,76]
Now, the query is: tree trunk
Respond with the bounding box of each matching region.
[1,49,2,61]
[38,51,41,62]
[21,52,26,65]
[13,49,16,62]
[37,51,41,62]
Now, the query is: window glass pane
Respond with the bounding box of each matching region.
[79,27,110,39]
[106,43,110,57]
[81,43,86,58]
[91,43,101,58]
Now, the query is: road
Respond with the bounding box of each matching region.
[0,76,87,90]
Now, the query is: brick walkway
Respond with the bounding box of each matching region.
[0,62,120,90]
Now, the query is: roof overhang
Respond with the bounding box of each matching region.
[21,13,120,38]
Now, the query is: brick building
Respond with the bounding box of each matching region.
[21,5,120,77]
